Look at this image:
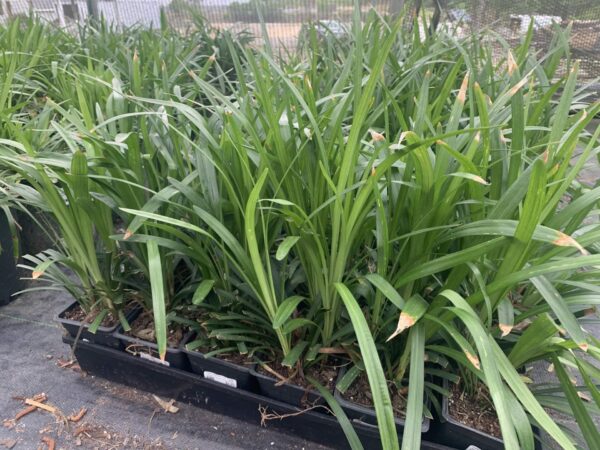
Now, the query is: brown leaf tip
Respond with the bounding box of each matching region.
[553,232,588,255]
[465,351,481,370]
[370,130,385,142]
[499,323,512,337]
[457,73,469,104]
[507,51,518,76]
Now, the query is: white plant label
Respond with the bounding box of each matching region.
[139,352,170,366]
[204,371,237,388]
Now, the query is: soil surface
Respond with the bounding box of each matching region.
[257,358,340,392]
[189,345,256,367]
[447,382,501,438]
[64,304,120,328]
[212,351,255,367]
[126,312,188,348]
[342,373,408,418]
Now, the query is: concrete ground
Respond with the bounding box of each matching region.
[0,289,332,450]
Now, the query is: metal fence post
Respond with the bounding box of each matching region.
[390,0,405,15]
[86,0,98,21]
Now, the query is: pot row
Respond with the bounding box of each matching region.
[57,301,508,450]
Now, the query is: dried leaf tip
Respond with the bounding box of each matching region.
[472,175,489,185]
[32,270,43,279]
[552,232,588,255]
[542,149,550,164]
[371,166,377,177]
[509,77,528,96]
[370,130,385,142]
[458,73,469,104]
[499,323,512,337]
[577,391,592,402]
[386,312,415,342]
[304,75,312,91]
[507,51,517,76]
[133,49,139,62]
[465,351,481,370]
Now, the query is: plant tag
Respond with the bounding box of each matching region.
[204,371,237,388]
[139,352,170,366]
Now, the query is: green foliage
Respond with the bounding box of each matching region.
[0,9,599,450]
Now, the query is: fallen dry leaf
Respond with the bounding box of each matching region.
[41,435,55,450]
[14,405,37,421]
[152,395,179,414]
[57,359,76,369]
[73,424,93,437]
[0,438,17,449]
[68,408,87,423]
[24,399,57,414]
[13,393,47,403]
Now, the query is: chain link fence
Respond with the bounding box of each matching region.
[1,0,599,78]
[454,0,600,80]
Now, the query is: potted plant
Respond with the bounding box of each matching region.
[251,355,341,407]
[185,338,258,391]
[0,139,138,346]
[433,378,504,450]
[113,241,200,370]
[3,9,600,450]
[114,310,193,369]
[334,366,431,433]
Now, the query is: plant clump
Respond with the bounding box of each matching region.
[1,5,599,450]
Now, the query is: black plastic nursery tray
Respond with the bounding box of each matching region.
[56,301,140,349]
[0,213,20,306]
[63,337,458,450]
[426,379,543,450]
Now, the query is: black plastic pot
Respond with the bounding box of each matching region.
[63,336,458,450]
[184,345,257,391]
[114,325,193,371]
[334,367,430,433]
[251,365,325,408]
[427,379,542,450]
[55,301,137,349]
[0,213,20,306]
